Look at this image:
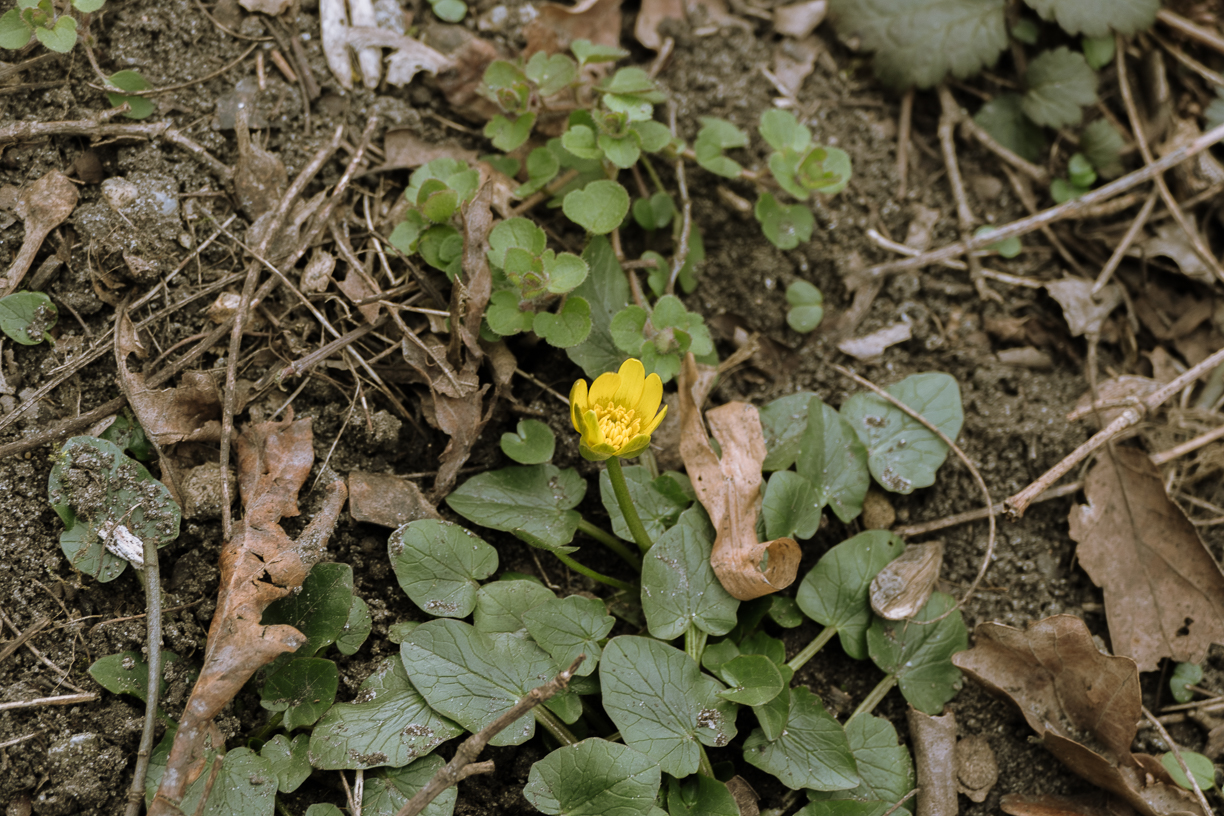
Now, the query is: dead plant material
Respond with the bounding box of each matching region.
[953,616,1204,816]
[955,735,998,803]
[907,707,957,816]
[381,128,478,170]
[527,0,623,55]
[1045,278,1123,338]
[2,170,78,297]
[677,354,801,601]
[1001,793,1138,816]
[149,417,347,816]
[233,108,288,220]
[870,540,943,621]
[348,471,442,528]
[1067,445,1224,672]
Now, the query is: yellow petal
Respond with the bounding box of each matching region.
[588,370,621,407]
[582,408,605,448]
[613,358,646,408]
[634,372,664,420]
[569,379,588,433]
[641,402,668,436]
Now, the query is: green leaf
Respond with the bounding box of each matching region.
[1170,662,1204,705]
[694,117,748,178]
[667,776,740,816]
[534,295,592,348]
[760,391,821,471]
[0,291,57,345]
[526,51,578,97]
[796,530,906,659]
[760,109,811,152]
[867,592,967,714]
[599,465,690,543]
[752,678,791,742]
[105,70,156,119]
[98,411,153,461]
[840,372,964,494]
[310,656,462,769]
[633,192,675,231]
[48,436,181,582]
[523,595,615,677]
[363,755,458,816]
[563,180,630,234]
[262,562,354,656]
[1206,91,1224,132]
[525,739,662,816]
[430,0,467,22]
[717,654,785,706]
[642,506,740,640]
[1022,46,1098,128]
[633,120,672,153]
[570,38,629,66]
[743,686,859,790]
[769,596,805,628]
[406,158,479,206]
[799,802,893,816]
[601,636,739,776]
[88,650,180,703]
[260,656,338,730]
[973,94,1047,163]
[447,464,586,554]
[199,748,277,816]
[518,147,562,197]
[755,192,814,251]
[35,14,76,52]
[796,397,871,524]
[600,130,642,168]
[485,113,536,152]
[562,124,604,161]
[810,715,915,810]
[799,146,853,195]
[565,236,632,378]
[1067,152,1096,188]
[1081,119,1125,179]
[1023,0,1158,37]
[486,290,535,336]
[1010,17,1039,44]
[0,9,34,49]
[400,619,558,746]
[762,471,821,540]
[418,225,464,279]
[306,807,344,816]
[337,595,372,656]
[1161,750,1216,791]
[72,0,105,12]
[260,734,311,793]
[786,280,824,332]
[389,211,427,255]
[610,305,648,355]
[768,151,808,200]
[542,251,589,294]
[1081,35,1114,69]
[827,0,1007,89]
[501,419,557,465]
[474,579,556,634]
[389,519,498,618]
[1050,177,1090,203]
[974,225,1022,259]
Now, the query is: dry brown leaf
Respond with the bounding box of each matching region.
[837,319,913,361]
[382,129,478,170]
[770,37,820,98]
[233,107,287,220]
[634,0,682,49]
[348,471,441,527]
[336,265,381,324]
[1135,221,1216,286]
[3,170,78,296]
[527,0,623,55]
[678,354,800,600]
[955,735,998,803]
[1068,376,1160,427]
[150,417,347,816]
[1045,278,1122,338]
[870,540,943,621]
[908,707,957,816]
[773,0,826,38]
[433,30,502,121]
[952,615,1203,816]
[1001,793,1138,816]
[1067,445,1224,672]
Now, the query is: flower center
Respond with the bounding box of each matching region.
[593,403,642,450]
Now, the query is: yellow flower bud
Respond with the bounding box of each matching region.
[569,358,667,461]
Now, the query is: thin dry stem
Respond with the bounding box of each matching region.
[1142,705,1216,816]
[1091,187,1157,295]
[0,692,97,713]
[897,87,913,197]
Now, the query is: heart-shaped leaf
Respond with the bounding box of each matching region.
[447,465,586,554]
[563,180,630,234]
[743,686,859,791]
[501,419,556,465]
[534,296,592,348]
[525,739,662,816]
[867,591,967,714]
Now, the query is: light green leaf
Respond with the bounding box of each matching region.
[973,94,1046,163]
[799,145,852,195]
[309,656,462,769]
[106,70,157,119]
[600,130,642,168]
[534,295,593,348]
[199,748,277,816]
[526,51,578,97]
[474,579,556,635]
[565,236,631,378]
[525,739,662,816]
[600,635,739,776]
[35,14,76,52]
[755,192,814,251]
[796,397,871,524]
[485,113,536,152]
[810,714,915,810]
[73,0,106,11]
[363,755,458,816]
[446,464,586,554]
[401,619,558,746]
[641,506,740,640]
[488,216,547,268]
[599,465,690,543]
[1081,35,1114,69]
[517,146,561,197]
[562,124,603,160]
[974,225,1022,259]
[1050,177,1090,203]
[717,654,785,706]
[563,180,630,234]
[840,372,964,494]
[0,9,34,49]
[486,290,535,336]
[1170,662,1203,705]
[633,192,675,231]
[827,0,1007,89]
[1081,118,1125,178]
[786,280,824,333]
[762,470,821,540]
[610,305,649,355]
[570,38,629,66]
[523,595,615,677]
[542,251,589,294]
[795,530,905,660]
[337,595,372,656]
[633,120,672,152]
[760,109,812,153]
[260,734,311,793]
[260,656,338,731]
[743,686,859,790]
[667,775,739,816]
[1022,46,1098,128]
[694,117,748,178]
[0,291,57,345]
[867,592,967,714]
[1161,750,1216,791]
[501,419,556,465]
[1067,152,1096,188]
[1023,0,1158,37]
[430,0,467,22]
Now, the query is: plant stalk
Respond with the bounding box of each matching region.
[851,674,898,721]
[685,623,708,666]
[786,625,837,674]
[697,744,714,778]
[533,706,578,746]
[576,517,641,570]
[605,457,654,554]
[125,542,163,816]
[554,551,635,593]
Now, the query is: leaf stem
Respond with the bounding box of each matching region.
[576,517,641,570]
[532,706,578,746]
[125,544,162,816]
[605,457,654,554]
[554,551,635,593]
[697,744,714,778]
[685,623,708,666]
[785,625,837,674]
[851,674,898,720]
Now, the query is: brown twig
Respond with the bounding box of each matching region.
[0,608,85,692]
[894,482,1082,538]
[1150,422,1224,467]
[0,616,51,665]
[1006,345,1224,517]
[0,692,98,713]
[937,86,997,303]
[394,656,585,816]
[1156,8,1224,55]
[998,163,1086,275]
[1091,187,1157,295]
[1142,705,1216,816]
[897,87,913,197]
[666,101,694,296]
[87,43,259,97]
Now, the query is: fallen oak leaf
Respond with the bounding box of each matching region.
[952,615,1203,816]
[678,353,801,600]
[149,417,346,816]
[1067,446,1224,672]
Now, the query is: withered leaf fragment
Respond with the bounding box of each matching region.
[149,418,346,816]
[870,540,943,620]
[1067,445,1224,672]
[678,354,800,600]
[3,170,78,296]
[952,615,1202,816]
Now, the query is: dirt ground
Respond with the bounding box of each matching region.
[2,0,1223,814]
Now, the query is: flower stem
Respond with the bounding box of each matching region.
[554,551,635,592]
[605,456,654,554]
[851,674,898,720]
[533,706,578,746]
[576,516,641,570]
[785,625,837,674]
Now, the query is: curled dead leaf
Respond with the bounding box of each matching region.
[908,707,957,816]
[3,170,79,296]
[870,540,943,620]
[678,354,800,600]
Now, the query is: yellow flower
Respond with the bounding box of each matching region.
[570,358,667,461]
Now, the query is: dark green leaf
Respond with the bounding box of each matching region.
[517,146,562,197]
[1022,46,1098,128]
[694,117,748,178]
[760,391,821,471]
[105,70,156,119]
[525,739,662,816]
[769,596,805,628]
[565,236,631,378]
[1023,0,1158,37]
[363,755,458,816]
[199,748,277,816]
[337,595,372,656]
[762,470,821,540]
[755,192,814,251]
[641,506,740,640]
[260,656,338,731]
[88,650,180,703]
[717,654,785,706]
[0,291,57,345]
[743,686,859,790]
[1081,119,1124,178]
[810,714,915,810]
[1081,35,1114,69]
[262,562,354,655]
[667,775,739,816]
[474,579,556,634]
[632,192,675,231]
[260,734,311,793]
[501,419,557,465]
[973,94,1046,163]
[752,670,792,741]
[797,397,871,523]
[867,592,967,714]
[446,464,586,554]
[1170,662,1203,704]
